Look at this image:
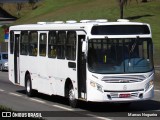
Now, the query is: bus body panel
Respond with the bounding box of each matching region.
[8,20,154,104]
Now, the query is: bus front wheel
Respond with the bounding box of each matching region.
[68,84,78,108]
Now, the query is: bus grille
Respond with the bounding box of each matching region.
[102,75,146,83]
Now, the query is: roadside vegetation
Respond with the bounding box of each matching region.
[0,0,160,64]
[0,105,13,112]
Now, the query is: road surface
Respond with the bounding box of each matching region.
[0,71,160,120]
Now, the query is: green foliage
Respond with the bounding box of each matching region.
[1,0,160,64]
[0,27,4,42]
[0,105,13,112]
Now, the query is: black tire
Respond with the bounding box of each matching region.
[25,74,36,97]
[68,84,78,108]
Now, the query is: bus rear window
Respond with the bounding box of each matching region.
[91,25,150,35]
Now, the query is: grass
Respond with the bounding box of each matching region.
[0,105,13,112]
[0,0,160,64]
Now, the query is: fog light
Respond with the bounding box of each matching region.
[139,93,143,98]
[97,84,103,92]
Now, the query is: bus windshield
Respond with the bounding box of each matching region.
[88,38,153,74]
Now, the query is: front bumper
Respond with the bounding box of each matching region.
[87,85,154,102]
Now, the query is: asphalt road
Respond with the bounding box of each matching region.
[0,71,160,120]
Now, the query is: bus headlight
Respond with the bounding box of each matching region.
[145,80,153,92]
[90,81,96,87]
[90,81,103,92]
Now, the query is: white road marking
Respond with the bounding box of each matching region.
[30,98,46,104]
[0,89,5,92]
[9,92,22,97]
[2,89,74,112]
[87,114,112,120]
[52,105,73,111]
[154,90,160,92]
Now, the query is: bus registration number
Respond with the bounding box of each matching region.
[119,93,131,98]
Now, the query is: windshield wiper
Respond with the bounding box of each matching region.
[129,36,139,59]
[128,36,139,66]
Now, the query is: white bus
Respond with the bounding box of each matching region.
[8,19,154,107]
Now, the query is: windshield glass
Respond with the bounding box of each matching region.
[2,54,8,59]
[91,25,150,35]
[88,38,153,74]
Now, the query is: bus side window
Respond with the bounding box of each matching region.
[29,31,38,56]
[39,33,47,57]
[66,31,76,60]
[57,31,66,59]
[48,31,57,58]
[20,31,29,55]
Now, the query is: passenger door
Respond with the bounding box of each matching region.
[14,32,20,84]
[77,34,86,99]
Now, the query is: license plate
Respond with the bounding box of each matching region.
[119,93,131,98]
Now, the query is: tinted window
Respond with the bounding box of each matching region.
[20,31,29,55]
[91,25,150,35]
[29,31,38,56]
[39,33,47,56]
[57,31,66,59]
[48,31,57,58]
[66,31,76,60]
[88,38,153,74]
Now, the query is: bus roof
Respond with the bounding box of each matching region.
[9,19,150,31]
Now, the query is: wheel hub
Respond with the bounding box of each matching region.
[27,80,31,93]
[69,89,75,101]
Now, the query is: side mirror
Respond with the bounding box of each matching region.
[82,40,86,53]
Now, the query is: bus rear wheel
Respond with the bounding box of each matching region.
[25,74,36,97]
[68,84,78,108]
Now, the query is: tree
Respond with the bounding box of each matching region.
[28,0,36,10]
[0,3,3,8]
[16,3,23,17]
[118,0,128,19]
[117,0,138,19]
[142,0,148,2]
